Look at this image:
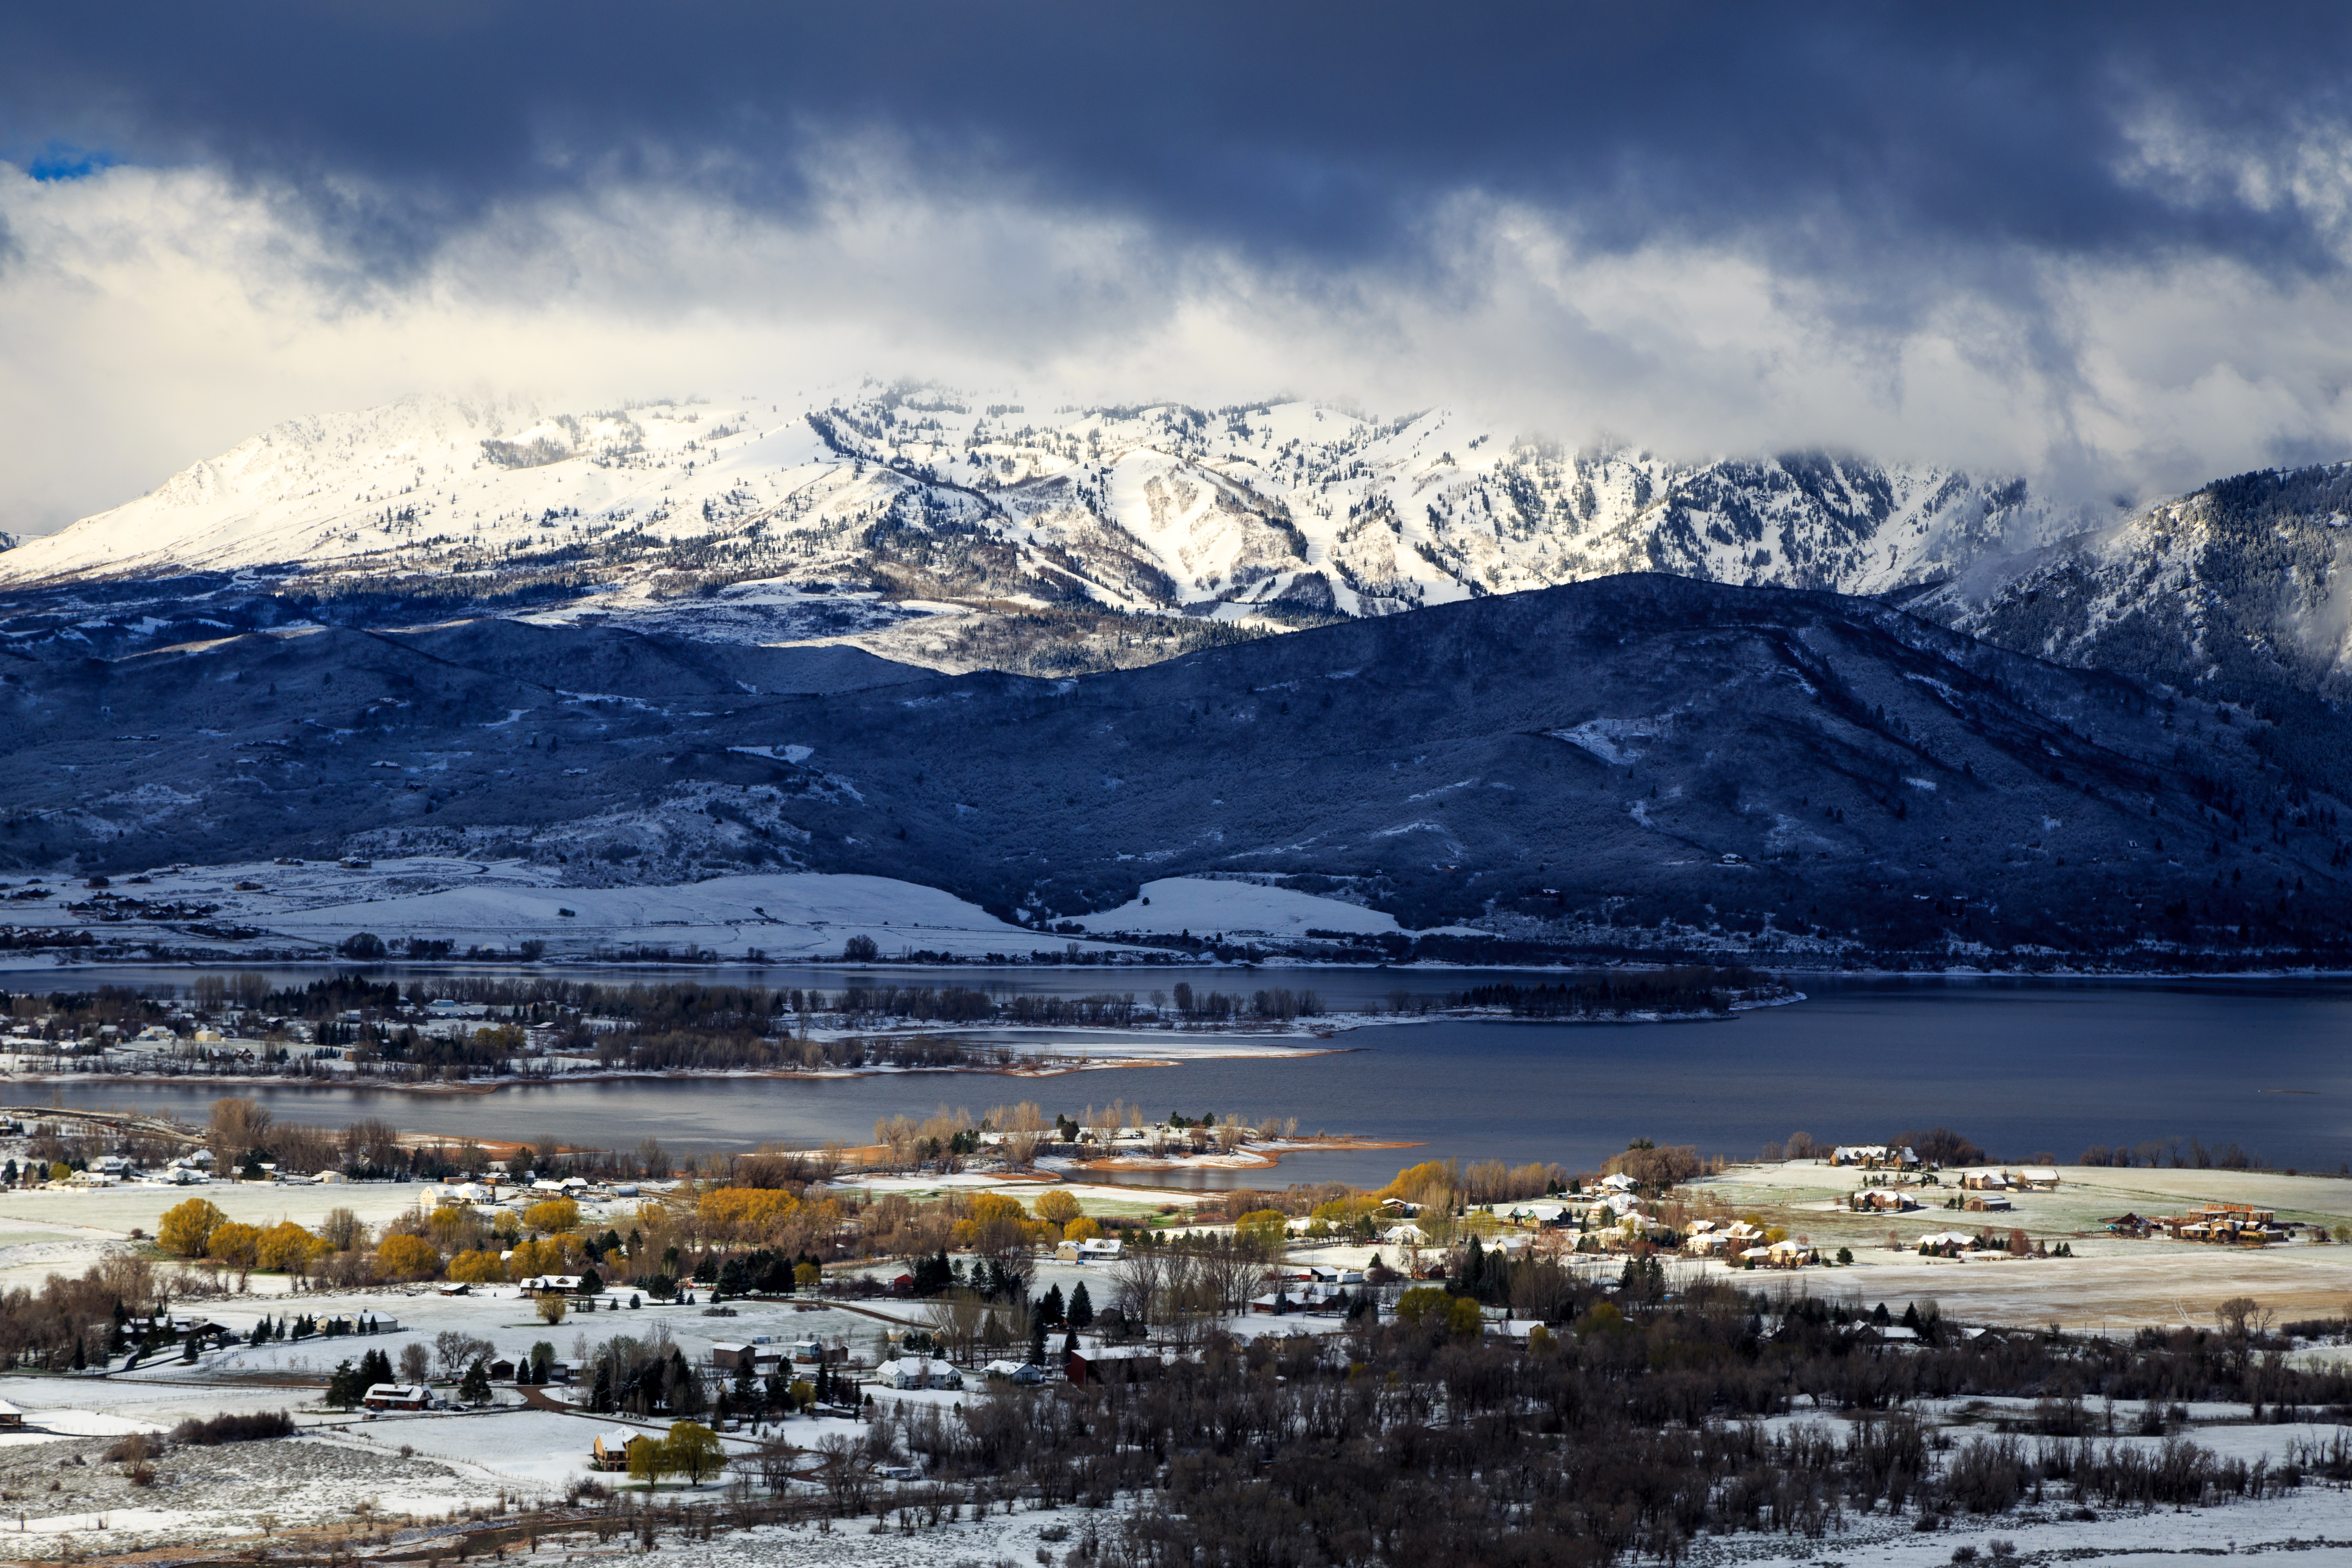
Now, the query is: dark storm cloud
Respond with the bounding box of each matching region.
[6,2,2351,283]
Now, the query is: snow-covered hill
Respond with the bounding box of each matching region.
[0,389,2082,644]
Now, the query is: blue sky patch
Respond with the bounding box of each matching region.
[26,143,122,182]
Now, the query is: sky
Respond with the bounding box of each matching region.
[6,4,2352,536]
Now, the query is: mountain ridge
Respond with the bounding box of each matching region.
[0,573,2341,967]
[0,390,2085,674]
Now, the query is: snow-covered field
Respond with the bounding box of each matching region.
[0,858,1439,966]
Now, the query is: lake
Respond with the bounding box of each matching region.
[13,973,2351,1185]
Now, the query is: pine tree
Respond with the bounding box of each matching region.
[1029,1312,1048,1367]
[1068,1282,1093,1331]
[459,1357,491,1405]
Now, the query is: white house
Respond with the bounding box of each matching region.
[982,1359,1046,1384]
[1597,1173,1639,1193]
[875,1357,962,1390]
[1054,1237,1124,1263]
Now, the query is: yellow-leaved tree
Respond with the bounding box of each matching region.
[447,1249,508,1284]
[523,1197,579,1234]
[376,1234,441,1281]
[696,1188,798,1235]
[157,1197,227,1258]
[1033,1190,1082,1226]
[664,1421,725,1486]
[255,1220,321,1274]
[206,1222,263,1267]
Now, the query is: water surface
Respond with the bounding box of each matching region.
[15,974,2349,1186]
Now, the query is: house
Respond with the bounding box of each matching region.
[1745,1239,1815,1268]
[2156,1203,2283,1245]
[1304,1265,1364,1286]
[1250,1282,1353,1314]
[1380,1223,1427,1246]
[1849,1189,1920,1213]
[982,1360,1046,1385]
[362,1384,428,1411]
[1830,1145,1920,1170]
[592,1430,650,1470]
[1596,1173,1639,1193]
[1066,1346,1163,1385]
[874,1357,962,1390]
[1914,1230,1976,1257]
[517,1274,583,1295]
[1960,1171,2012,1191]
[1053,1237,1124,1263]
[2017,1167,2061,1190]
[1962,1193,2013,1212]
[0,1397,21,1428]
[1505,1202,1571,1226]
[2100,1213,2154,1237]
[436,1281,472,1296]
[487,1357,517,1381]
[1850,1324,1922,1347]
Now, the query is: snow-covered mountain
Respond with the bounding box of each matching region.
[0,389,2081,652]
[1908,462,2352,699]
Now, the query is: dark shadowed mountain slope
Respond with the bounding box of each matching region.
[0,576,2343,964]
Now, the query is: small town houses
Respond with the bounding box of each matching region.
[1848,1188,1921,1213]
[1957,1167,2061,1191]
[1830,1145,1920,1170]
[2155,1202,2291,1246]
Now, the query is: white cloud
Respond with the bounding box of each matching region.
[6,149,2352,539]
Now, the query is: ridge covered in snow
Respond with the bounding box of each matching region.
[0,388,2084,631]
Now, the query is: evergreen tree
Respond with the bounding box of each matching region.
[1039,1283,1065,1325]
[359,1347,394,1387]
[668,1349,703,1416]
[1068,1282,1094,1331]
[590,1361,614,1413]
[459,1357,492,1405]
[1029,1312,1048,1367]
